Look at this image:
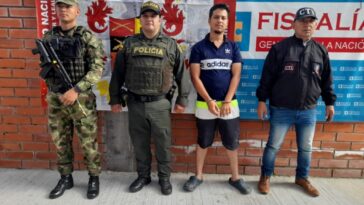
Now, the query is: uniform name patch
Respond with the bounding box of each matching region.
[284,63,295,71]
[132,46,164,58]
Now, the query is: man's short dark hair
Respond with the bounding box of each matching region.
[209,3,230,19]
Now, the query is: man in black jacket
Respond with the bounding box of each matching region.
[256,7,336,197]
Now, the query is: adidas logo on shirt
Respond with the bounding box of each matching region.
[200,59,232,70]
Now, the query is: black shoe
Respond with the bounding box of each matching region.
[183,176,203,192]
[87,176,99,199]
[228,178,252,195]
[49,174,74,199]
[159,178,172,195]
[129,177,151,193]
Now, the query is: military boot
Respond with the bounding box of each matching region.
[87,176,99,199]
[159,178,172,195]
[129,177,151,193]
[49,174,74,199]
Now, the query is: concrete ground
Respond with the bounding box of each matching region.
[0,169,363,205]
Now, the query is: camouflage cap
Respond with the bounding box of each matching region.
[140,1,160,15]
[56,0,79,6]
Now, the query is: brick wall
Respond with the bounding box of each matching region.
[0,0,103,170]
[171,115,364,178]
[1,1,363,178]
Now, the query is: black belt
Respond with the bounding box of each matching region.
[128,91,166,102]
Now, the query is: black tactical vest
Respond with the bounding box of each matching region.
[124,34,174,95]
[49,26,88,85]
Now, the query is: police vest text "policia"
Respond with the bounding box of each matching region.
[133,46,164,56]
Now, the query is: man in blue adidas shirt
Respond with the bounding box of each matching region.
[183,3,251,194]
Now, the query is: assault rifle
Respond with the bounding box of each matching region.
[32,39,86,116]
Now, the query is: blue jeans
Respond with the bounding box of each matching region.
[261,106,316,179]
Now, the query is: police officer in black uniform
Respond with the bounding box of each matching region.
[109,1,190,195]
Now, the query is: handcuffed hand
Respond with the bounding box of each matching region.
[220,102,231,117]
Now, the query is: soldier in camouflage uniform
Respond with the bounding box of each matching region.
[109,1,190,195]
[40,0,104,200]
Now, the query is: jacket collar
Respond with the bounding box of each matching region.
[292,34,313,46]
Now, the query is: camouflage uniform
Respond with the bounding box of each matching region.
[109,31,189,179]
[42,26,104,176]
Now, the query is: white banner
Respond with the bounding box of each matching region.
[235,0,364,121]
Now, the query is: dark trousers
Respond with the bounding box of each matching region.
[128,98,172,179]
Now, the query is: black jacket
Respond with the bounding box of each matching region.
[256,35,336,110]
